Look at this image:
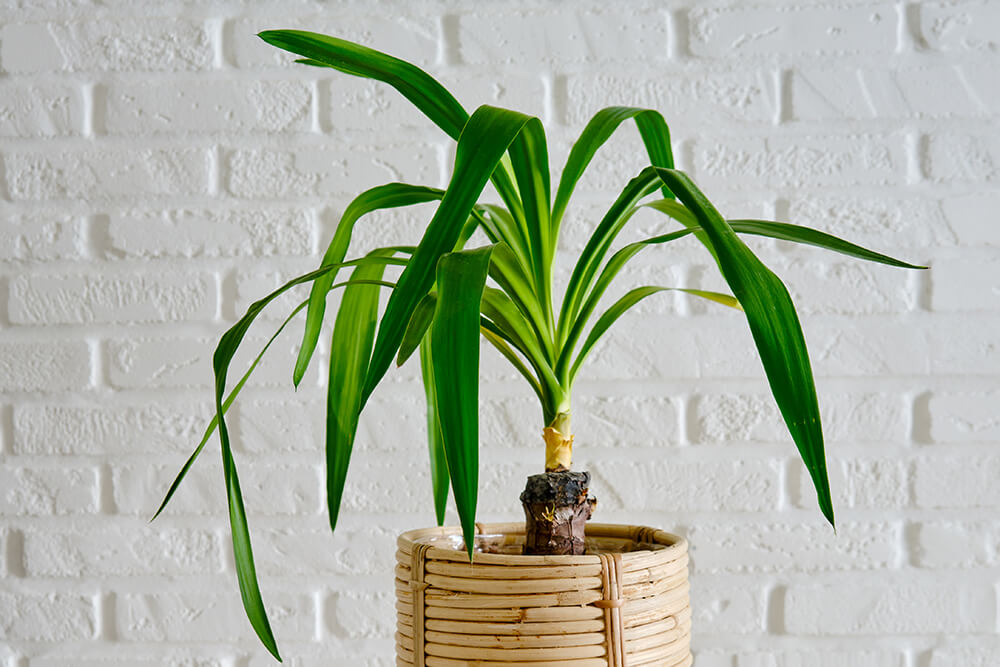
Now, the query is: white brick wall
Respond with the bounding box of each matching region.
[0,1,996,665]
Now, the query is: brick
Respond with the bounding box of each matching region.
[107,333,303,390]
[792,457,908,510]
[0,19,213,73]
[692,134,906,190]
[23,527,220,577]
[690,576,765,634]
[931,257,1000,311]
[929,647,1000,667]
[253,525,396,577]
[924,133,1000,183]
[913,520,1000,569]
[337,458,434,515]
[224,144,439,199]
[928,391,1000,443]
[234,398,323,454]
[593,459,780,512]
[920,1,1000,52]
[326,590,394,639]
[29,657,228,667]
[117,592,314,641]
[942,193,1000,245]
[914,455,1000,508]
[690,521,899,574]
[565,69,778,129]
[927,319,1000,375]
[105,79,313,135]
[13,402,214,455]
[785,195,955,250]
[790,63,1000,121]
[693,392,906,445]
[458,9,668,65]
[106,206,316,259]
[785,259,914,315]
[112,462,320,517]
[3,149,211,201]
[0,593,96,640]
[0,212,83,262]
[808,320,929,377]
[0,81,84,136]
[785,577,994,634]
[0,465,98,516]
[736,650,905,667]
[690,4,896,58]
[9,271,216,324]
[228,15,439,70]
[0,341,90,392]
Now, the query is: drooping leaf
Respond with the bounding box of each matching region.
[552,107,674,227]
[207,254,403,658]
[293,182,441,387]
[324,250,394,533]
[430,245,495,557]
[259,30,468,139]
[727,219,926,269]
[361,106,543,408]
[654,167,835,526]
[152,298,309,522]
[419,335,449,525]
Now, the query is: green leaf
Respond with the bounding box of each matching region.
[259,30,468,139]
[397,291,438,367]
[324,250,395,533]
[552,106,674,228]
[152,298,309,522]
[506,118,554,330]
[361,105,542,408]
[293,183,442,387]
[654,167,835,527]
[431,245,495,558]
[419,335,449,525]
[727,219,926,269]
[206,254,404,659]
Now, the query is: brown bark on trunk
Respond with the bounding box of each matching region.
[520,471,597,555]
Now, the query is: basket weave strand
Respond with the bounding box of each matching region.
[396,523,691,666]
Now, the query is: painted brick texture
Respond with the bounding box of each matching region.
[0,1,995,665]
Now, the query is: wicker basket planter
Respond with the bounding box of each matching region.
[395,522,690,666]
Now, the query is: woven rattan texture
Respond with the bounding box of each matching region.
[395,522,691,666]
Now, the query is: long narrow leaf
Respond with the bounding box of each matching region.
[431,246,494,557]
[261,30,528,243]
[294,183,442,387]
[361,106,542,407]
[259,30,468,138]
[654,167,835,526]
[552,107,674,227]
[152,298,309,522]
[419,336,450,525]
[324,250,394,532]
[206,254,404,659]
[728,219,926,269]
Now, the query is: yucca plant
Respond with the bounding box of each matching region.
[155,30,922,660]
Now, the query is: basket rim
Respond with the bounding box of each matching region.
[397,522,688,566]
